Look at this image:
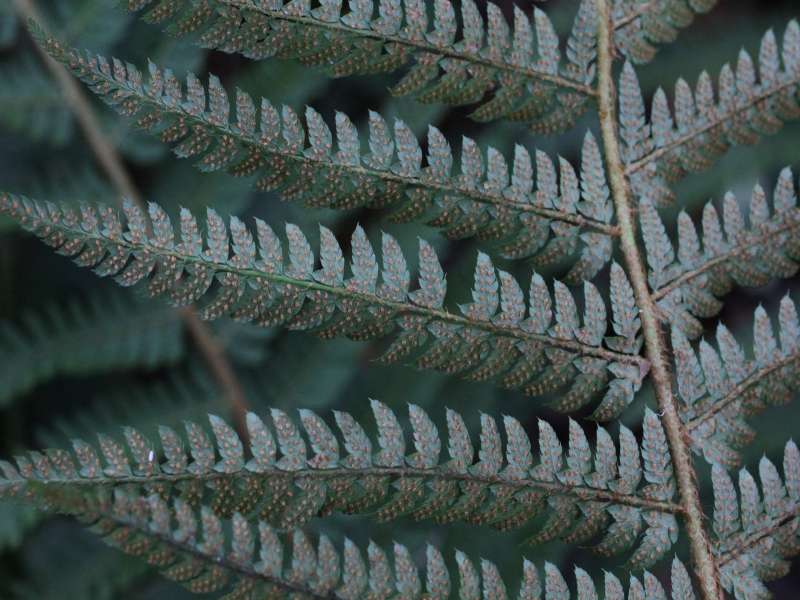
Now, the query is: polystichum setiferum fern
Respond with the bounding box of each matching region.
[1,0,800,598]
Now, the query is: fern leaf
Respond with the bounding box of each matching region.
[0,193,647,417]
[620,21,800,206]
[642,170,800,338]
[0,402,679,563]
[712,440,800,599]
[119,0,598,131]
[30,488,694,599]
[613,0,718,65]
[674,295,800,468]
[0,291,183,407]
[34,39,618,278]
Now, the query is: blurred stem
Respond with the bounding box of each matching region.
[11,0,250,435]
[594,1,724,598]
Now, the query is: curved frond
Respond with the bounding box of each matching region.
[712,440,800,599]
[641,169,800,338]
[49,490,694,599]
[35,36,618,278]
[613,0,718,65]
[0,401,679,565]
[674,295,800,468]
[0,290,183,407]
[121,0,598,131]
[620,21,800,206]
[0,192,647,418]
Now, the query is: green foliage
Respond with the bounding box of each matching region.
[0,55,74,145]
[0,503,38,552]
[0,290,183,407]
[10,520,152,600]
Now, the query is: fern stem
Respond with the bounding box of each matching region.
[11,0,250,434]
[594,2,724,598]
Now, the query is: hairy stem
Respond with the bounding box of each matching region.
[594,1,724,598]
[11,0,250,434]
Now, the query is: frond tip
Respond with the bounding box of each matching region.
[0,192,647,418]
[674,295,800,467]
[712,440,800,599]
[121,0,598,130]
[34,35,618,277]
[63,490,696,599]
[0,401,679,566]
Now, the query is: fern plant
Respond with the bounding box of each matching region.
[1,0,800,598]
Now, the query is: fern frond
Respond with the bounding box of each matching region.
[711,439,800,599]
[0,290,183,407]
[612,0,717,65]
[52,489,695,599]
[673,295,800,468]
[120,0,598,131]
[0,401,680,565]
[641,169,800,338]
[620,21,800,206]
[0,193,648,418]
[36,38,618,278]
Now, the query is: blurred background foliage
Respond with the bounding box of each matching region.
[0,0,798,597]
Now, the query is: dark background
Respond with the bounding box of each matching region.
[0,0,798,597]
